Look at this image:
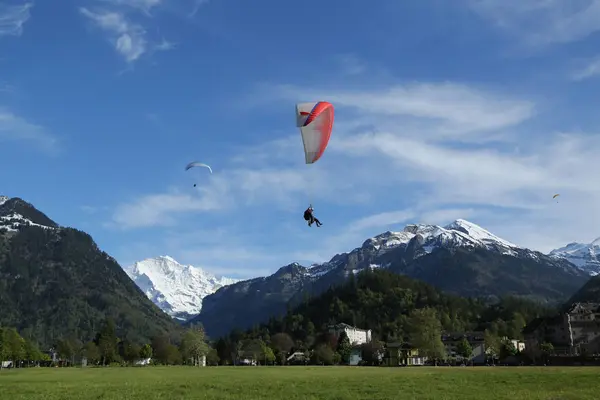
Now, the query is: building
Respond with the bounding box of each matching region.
[385,342,428,366]
[328,323,372,346]
[441,332,487,364]
[523,302,600,357]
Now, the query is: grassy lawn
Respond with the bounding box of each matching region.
[0,366,598,400]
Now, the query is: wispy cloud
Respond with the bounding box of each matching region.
[269,82,535,140]
[350,210,415,232]
[570,57,600,81]
[110,189,228,229]
[0,2,32,37]
[334,54,367,76]
[80,0,185,64]
[80,8,148,63]
[469,0,600,47]
[99,0,163,15]
[0,108,59,153]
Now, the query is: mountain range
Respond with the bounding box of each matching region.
[2,193,600,347]
[180,219,596,338]
[124,256,239,321]
[0,196,181,348]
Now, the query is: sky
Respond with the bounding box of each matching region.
[3,0,600,279]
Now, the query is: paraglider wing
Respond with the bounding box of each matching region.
[185,162,213,174]
[553,194,560,199]
[296,101,334,164]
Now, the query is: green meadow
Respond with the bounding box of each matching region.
[0,366,596,400]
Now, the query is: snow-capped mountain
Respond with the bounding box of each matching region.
[193,218,589,338]
[124,256,239,321]
[549,239,600,276]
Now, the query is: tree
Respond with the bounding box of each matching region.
[57,338,75,366]
[97,318,118,365]
[5,328,25,366]
[499,339,517,360]
[0,328,8,370]
[206,348,220,366]
[270,333,294,365]
[139,344,153,360]
[262,344,275,365]
[242,339,265,364]
[180,329,209,366]
[361,340,384,366]
[407,308,446,363]
[23,338,44,366]
[82,342,100,365]
[456,337,473,363]
[123,341,141,365]
[484,329,500,364]
[336,331,352,364]
[539,342,554,364]
[311,344,334,365]
[151,335,171,365]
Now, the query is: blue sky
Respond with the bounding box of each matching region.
[3,0,600,279]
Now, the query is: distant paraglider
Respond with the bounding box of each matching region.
[553,193,560,203]
[185,161,212,187]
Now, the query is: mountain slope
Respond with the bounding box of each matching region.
[0,196,181,348]
[549,239,600,276]
[192,219,589,338]
[124,256,239,320]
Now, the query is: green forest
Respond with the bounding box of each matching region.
[0,269,557,367]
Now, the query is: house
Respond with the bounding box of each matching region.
[523,302,600,357]
[287,351,307,365]
[508,339,526,353]
[384,342,428,366]
[328,323,372,345]
[441,332,486,364]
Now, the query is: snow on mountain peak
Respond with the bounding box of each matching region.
[124,256,239,320]
[444,219,518,248]
[549,239,600,275]
[355,218,524,262]
[0,196,8,206]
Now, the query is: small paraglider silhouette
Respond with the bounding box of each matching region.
[553,194,560,203]
[185,162,212,188]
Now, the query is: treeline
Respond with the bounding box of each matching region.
[0,319,213,368]
[211,269,556,365]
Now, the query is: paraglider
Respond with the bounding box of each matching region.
[185,162,212,187]
[303,204,322,227]
[553,193,560,203]
[296,101,334,227]
[296,101,334,164]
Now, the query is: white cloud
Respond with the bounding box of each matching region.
[571,57,600,81]
[0,2,32,37]
[80,8,147,62]
[334,54,367,76]
[0,108,58,153]
[110,189,228,229]
[469,0,600,46]
[189,0,209,18]
[350,210,415,232]
[269,82,535,140]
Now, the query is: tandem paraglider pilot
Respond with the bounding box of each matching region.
[303,205,322,227]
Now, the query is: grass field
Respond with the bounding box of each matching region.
[0,366,598,400]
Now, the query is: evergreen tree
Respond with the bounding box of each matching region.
[336,331,352,364]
